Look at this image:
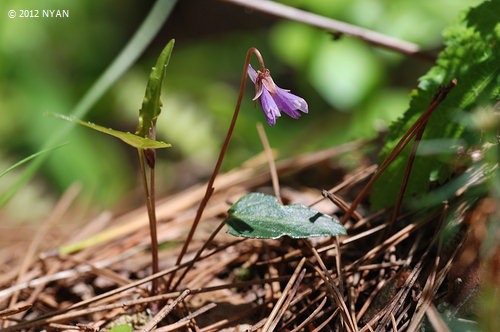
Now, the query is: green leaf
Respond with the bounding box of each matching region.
[50,114,171,149]
[371,1,500,210]
[109,325,132,332]
[136,39,175,138]
[225,192,346,239]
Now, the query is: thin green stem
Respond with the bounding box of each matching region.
[166,47,265,291]
[138,148,159,296]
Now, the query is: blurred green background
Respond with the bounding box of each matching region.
[0,0,481,221]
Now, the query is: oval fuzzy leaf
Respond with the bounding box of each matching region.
[225,192,346,239]
[136,39,175,138]
[50,114,171,149]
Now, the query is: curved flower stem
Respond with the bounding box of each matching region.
[166,47,265,291]
[138,148,159,297]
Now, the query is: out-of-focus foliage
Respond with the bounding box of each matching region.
[0,0,481,220]
[0,0,145,217]
[371,0,500,209]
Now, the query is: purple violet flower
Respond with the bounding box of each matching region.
[248,64,308,126]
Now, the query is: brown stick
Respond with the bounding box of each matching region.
[271,268,307,330]
[171,219,228,289]
[311,308,340,332]
[323,190,363,221]
[154,303,217,332]
[0,304,32,319]
[3,292,186,331]
[140,289,191,332]
[290,297,327,332]
[3,184,80,328]
[221,0,435,62]
[310,164,377,209]
[262,257,306,331]
[304,241,358,332]
[1,239,245,332]
[257,122,282,203]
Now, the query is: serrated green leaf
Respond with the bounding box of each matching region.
[136,39,175,138]
[371,1,500,210]
[225,192,346,239]
[50,114,171,149]
[109,324,132,332]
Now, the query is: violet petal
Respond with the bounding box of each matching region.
[272,87,308,119]
[247,64,257,83]
[260,88,281,126]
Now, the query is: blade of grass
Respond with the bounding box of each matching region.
[0,143,66,179]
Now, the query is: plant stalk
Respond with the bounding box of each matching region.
[138,148,160,296]
[166,47,265,290]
